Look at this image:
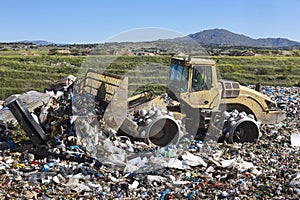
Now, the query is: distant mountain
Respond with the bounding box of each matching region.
[9,29,300,47]
[17,40,64,46]
[188,29,300,47]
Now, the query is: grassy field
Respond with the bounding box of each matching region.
[215,56,300,86]
[0,52,299,100]
[0,53,85,99]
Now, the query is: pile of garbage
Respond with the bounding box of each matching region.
[0,78,299,199]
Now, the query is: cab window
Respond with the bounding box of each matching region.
[167,63,188,92]
[192,66,212,91]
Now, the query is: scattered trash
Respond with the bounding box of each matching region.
[181,151,207,167]
[0,75,298,199]
[291,133,300,146]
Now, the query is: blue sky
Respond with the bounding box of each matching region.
[1,0,299,43]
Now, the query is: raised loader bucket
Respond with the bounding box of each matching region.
[77,69,181,147]
[78,69,128,131]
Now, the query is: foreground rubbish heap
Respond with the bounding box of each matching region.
[0,73,299,198]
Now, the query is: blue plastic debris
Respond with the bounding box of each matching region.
[265,88,273,93]
[187,190,199,199]
[160,188,170,200]
[69,145,79,150]
[42,164,50,172]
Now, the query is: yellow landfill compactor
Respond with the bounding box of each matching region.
[79,57,286,147]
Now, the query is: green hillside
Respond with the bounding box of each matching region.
[0,53,299,100]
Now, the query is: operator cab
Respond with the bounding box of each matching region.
[167,58,215,92]
[166,57,220,110]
